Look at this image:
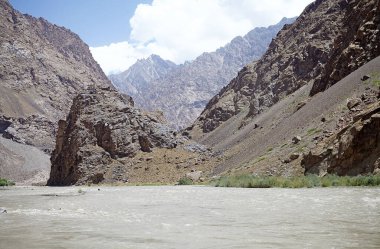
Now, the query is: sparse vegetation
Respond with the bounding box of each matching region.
[0,178,15,187]
[252,156,267,165]
[307,128,321,136]
[296,145,306,153]
[266,147,273,152]
[211,174,380,188]
[178,177,193,185]
[370,72,380,87]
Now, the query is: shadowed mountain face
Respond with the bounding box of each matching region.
[109,17,295,129]
[193,0,380,134]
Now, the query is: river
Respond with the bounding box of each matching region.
[0,186,379,249]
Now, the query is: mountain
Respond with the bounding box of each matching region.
[189,0,380,177]
[110,17,296,129]
[193,0,380,133]
[109,54,178,105]
[0,0,112,184]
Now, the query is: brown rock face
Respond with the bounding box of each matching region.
[0,0,111,151]
[193,0,379,133]
[302,104,380,175]
[310,0,380,95]
[47,88,180,186]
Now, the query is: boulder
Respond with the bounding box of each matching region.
[347,98,362,110]
[186,171,203,182]
[292,136,302,144]
[289,153,300,161]
[361,75,371,81]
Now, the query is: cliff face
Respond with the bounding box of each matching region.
[193,0,380,133]
[303,103,380,176]
[310,0,380,95]
[48,88,216,186]
[110,18,295,129]
[0,0,111,152]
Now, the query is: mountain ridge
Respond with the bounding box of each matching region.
[110,17,296,129]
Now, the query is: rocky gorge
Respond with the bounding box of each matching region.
[1,0,380,186]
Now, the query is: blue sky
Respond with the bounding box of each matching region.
[10,0,151,47]
[9,0,313,74]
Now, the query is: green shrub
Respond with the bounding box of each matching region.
[211,174,380,188]
[0,178,15,186]
[178,177,193,185]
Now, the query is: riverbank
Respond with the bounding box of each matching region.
[211,174,380,188]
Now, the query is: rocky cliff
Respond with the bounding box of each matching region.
[193,0,380,133]
[110,18,295,129]
[302,101,380,176]
[310,0,380,95]
[0,0,112,184]
[48,88,218,185]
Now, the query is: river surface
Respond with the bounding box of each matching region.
[0,186,379,249]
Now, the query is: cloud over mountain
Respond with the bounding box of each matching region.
[91,0,313,74]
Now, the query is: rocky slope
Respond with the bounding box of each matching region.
[189,0,380,177]
[0,0,112,183]
[193,0,380,134]
[110,18,295,129]
[194,56,380,178]
[48,88,218,186]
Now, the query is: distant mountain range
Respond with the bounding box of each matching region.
[109,17,296,129]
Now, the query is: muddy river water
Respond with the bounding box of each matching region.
[0,186,379,248]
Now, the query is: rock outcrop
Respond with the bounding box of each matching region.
[302,103,380,176]
[193,0,380,133]
[0,0,111,152]
[110,18,295,129]
[48,88,210,185]
[310,0,380,95]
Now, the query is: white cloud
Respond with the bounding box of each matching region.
[91,0,314,75]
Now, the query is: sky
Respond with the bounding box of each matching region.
[10,0,314,75]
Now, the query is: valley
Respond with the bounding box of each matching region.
[0,0,379,186]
